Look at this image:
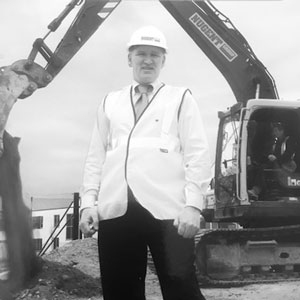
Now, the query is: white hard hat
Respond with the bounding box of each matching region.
[127,26,168,52]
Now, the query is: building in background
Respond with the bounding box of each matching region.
[0,193,80,279]
[31,194,79,255]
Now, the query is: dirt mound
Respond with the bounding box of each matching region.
[12,237,161,300]
[14,238,102,300]
[44,238,100,279]
[10,237,300,300]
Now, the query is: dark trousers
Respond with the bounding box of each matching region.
[98,189,206,300]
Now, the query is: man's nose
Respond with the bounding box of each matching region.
[143,56,153,64]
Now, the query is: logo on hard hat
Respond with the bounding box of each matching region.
[141,36,161,43]
[127,26,168,51]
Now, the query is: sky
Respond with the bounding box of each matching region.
[0,0,300,202]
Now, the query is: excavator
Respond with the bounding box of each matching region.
[1,0,300,292]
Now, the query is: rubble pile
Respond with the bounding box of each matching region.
[12,237,161,300]
[10,237,300,300]
[14,238,102,300]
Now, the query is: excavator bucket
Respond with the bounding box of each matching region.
[0,68,40,293]
[0,131,41,293]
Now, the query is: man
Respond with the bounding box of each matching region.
[268,122,297,172]
[79,26,211,300]
[248,122,298,199]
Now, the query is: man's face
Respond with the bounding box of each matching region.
[128,45,166,85]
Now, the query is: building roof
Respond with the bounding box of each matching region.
[31,197,74,211]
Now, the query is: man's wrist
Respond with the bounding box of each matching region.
[80,206,93,217]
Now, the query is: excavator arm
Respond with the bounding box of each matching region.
[11,0,121,98]
[159,0,279,103]
[0,0,121,156]
[45,0,121,77]
[3,0,279,101]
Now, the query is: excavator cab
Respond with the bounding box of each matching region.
[204,99,300,228]
[198,100,300,283]
[246,107,300,202]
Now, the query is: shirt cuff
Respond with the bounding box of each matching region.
[80,193,97,212]
[185,188,205,211]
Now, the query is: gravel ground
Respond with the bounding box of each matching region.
[11,238,300,300]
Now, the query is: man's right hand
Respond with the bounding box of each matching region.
[79,207,99,237]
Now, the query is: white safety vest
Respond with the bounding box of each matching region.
[82,84,211,220]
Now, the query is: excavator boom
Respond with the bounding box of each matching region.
[159,0,279,103]
[45,0,121,77]
[8,0,279,103]
[13,0,121,94]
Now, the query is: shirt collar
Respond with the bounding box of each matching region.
[132,79,162,96]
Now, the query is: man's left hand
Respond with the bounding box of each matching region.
[173,206,203,238]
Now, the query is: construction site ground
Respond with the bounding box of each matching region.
[12,238,300,300]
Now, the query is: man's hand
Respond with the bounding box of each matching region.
[79,207,99,237]
[173,206,203,238]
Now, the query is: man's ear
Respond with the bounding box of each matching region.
[162,54,166,68]
[128,52,132,67]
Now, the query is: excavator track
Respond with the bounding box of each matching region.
[195,225,300,287]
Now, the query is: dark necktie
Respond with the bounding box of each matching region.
[135,85,152,120]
